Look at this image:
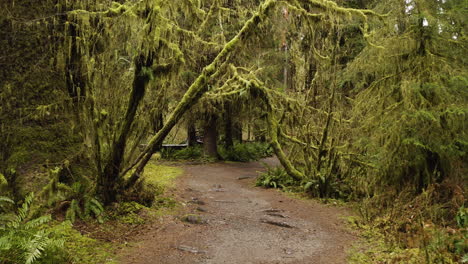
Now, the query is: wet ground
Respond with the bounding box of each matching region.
[118,158,356,264]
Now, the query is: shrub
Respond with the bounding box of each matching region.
[219,142,273,162]
[161,146,203,160]
[256,165,296,189]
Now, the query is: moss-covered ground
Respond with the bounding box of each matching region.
[57,160,184,264]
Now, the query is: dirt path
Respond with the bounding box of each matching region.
[118,158,356,264]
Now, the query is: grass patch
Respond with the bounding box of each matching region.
[141,162,183,192]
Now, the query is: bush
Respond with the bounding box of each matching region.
[161,146,203,160]
[256,165,296,189]
[219,142,273,162]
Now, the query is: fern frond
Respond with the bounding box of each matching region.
[65,200,78,223]
[24,215,52,230]
[0,213,16,226]
[0,196,14,205]
[57,183,73,193]
[88,198,104,219]
[0,235,11,250]
[17,193,35,222]
[23,230,48,264]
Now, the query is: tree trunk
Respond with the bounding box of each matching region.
[234,121,242,142]
[305,63,317,107]
[65,21,86,102]
[203,114,219,159]
[224,104,234,148]
[187,121,198,147]
[152,112,164,135]
[98,54,153,205]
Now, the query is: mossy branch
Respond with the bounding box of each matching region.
[279,128,318,150]
[122,0,279,186]
[267,113,305,181]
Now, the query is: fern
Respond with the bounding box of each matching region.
[0,197,13,204]
[0,196,14,213]
[256,165,296,189]
[0,193,66,264]
[41,168,105,224]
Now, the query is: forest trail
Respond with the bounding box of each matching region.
[118,158,356,264]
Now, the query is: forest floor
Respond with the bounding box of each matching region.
[116,157,357,264]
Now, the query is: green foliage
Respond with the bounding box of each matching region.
[161,142,274,162]
[0,196,14,214]
[456,206,467,229]
[219,142,273,162]
[0,193,67,264]
[348,213,466,264]
[0,173,9,196]
[51,221,116,264]
[111,201,147,225]
[0,0,465,261]
[348,185,467,263]
[64,183,104,224]
[256,165,296,189]
[161,146,203,160]
[41,168,104,224]
[124,161,183,206]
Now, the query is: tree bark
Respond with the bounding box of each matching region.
[187,121,198,147]
[203,114,219,159]
[98,54,153,205]
[224,104,234,148]
[234,121,243,143]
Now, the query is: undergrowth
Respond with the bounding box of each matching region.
[256,165,298,190]
[256,162,467,263]
[219,142,273,162]
[0,193,68,264]
[161,142,273,162]
[161,146,204,160]
[0,160,184,264]
[348,184,467,263]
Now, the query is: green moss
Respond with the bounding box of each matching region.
[153,196,178,209]
[53,221,117,264]
[5,122,81,170]
[119,213,145,225]
[141,162,183,192]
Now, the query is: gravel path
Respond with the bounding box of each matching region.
[118,158,356,264]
